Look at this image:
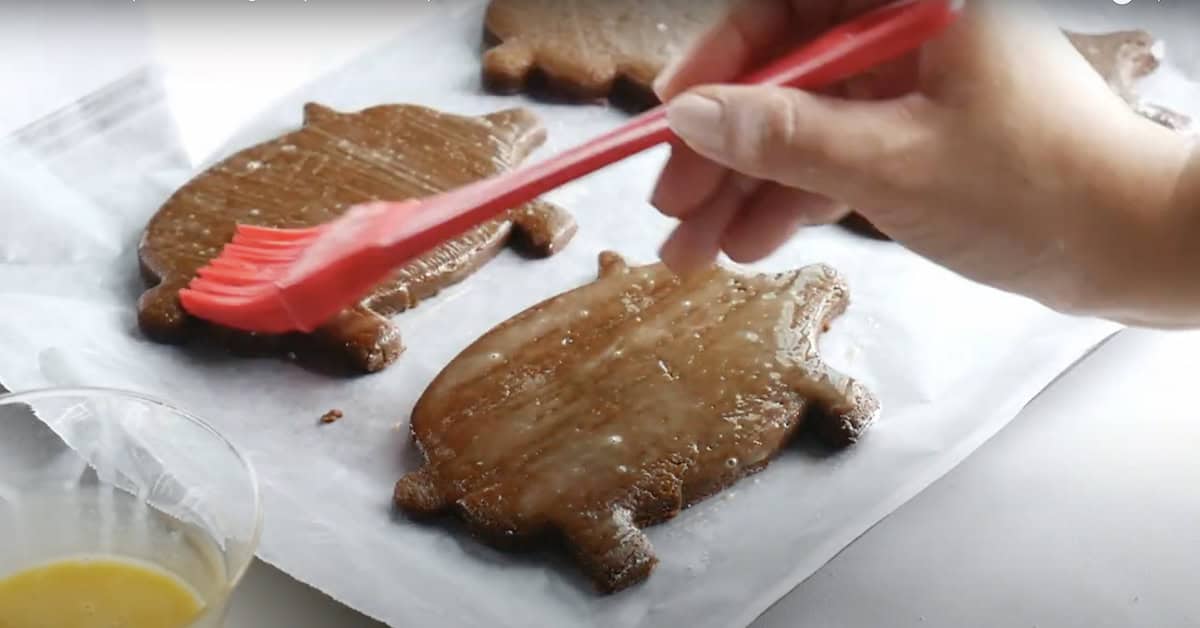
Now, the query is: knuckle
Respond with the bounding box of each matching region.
[735,90,806,178]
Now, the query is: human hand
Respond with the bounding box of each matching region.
[652,0,1193,322]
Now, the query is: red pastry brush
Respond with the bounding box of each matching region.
[180,0,961,334]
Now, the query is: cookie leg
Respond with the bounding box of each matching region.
[559,507,657,593]
[310,305,403,373]
[454,486,536,548]
[626,458,687,526]
[482,40,536,94]
[616,62,659,98]
[778,266,880,447]
[537,53,619,101]
[510,200,577,257]
[137,281,194,344]
[839,212,892,240]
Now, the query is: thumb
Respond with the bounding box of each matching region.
[664,84,932,208]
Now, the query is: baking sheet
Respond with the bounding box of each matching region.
[1,2,1195,626]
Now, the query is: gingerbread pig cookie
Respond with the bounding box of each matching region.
[138,103,576,373]
[482,0,727,108]
[1066,29,1191,131]
[394,252,878,592]
[1067,30,1160,104]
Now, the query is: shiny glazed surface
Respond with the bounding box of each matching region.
[395,253,878,592]
[138,103,576,372]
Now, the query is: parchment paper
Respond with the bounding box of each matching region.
[0,3,1195,627]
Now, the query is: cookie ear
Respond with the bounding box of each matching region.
[598,251,628,278]
[303,103,339,125]
[481,107,545,159]
[481,106,537,130]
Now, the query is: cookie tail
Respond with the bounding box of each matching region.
[394,467,450,516]
[303,103,340,125]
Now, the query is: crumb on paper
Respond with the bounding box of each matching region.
[320,409,344,425]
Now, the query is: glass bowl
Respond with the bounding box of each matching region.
[0,387,263,627]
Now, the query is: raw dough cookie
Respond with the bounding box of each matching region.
[138,103,576,373]
[394,252,878,592]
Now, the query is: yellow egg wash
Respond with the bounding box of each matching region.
[0,556,204,628]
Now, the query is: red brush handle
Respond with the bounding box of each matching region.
[389,0,959,252]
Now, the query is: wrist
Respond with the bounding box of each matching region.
[1070,114,1198,326]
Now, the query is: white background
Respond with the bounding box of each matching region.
[3,1,1198,626]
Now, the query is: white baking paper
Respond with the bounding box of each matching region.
[1,2,1195,627]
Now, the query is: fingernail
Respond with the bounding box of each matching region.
[666,93,724,155]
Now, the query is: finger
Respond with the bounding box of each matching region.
[650,144,729,218]
[659,173,761,275]
[654,0,794,100]
[721,184,848,263]
[842,55,920,100]
[665,84,931,208]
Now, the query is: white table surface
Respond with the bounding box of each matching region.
[5,3,1199,627]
